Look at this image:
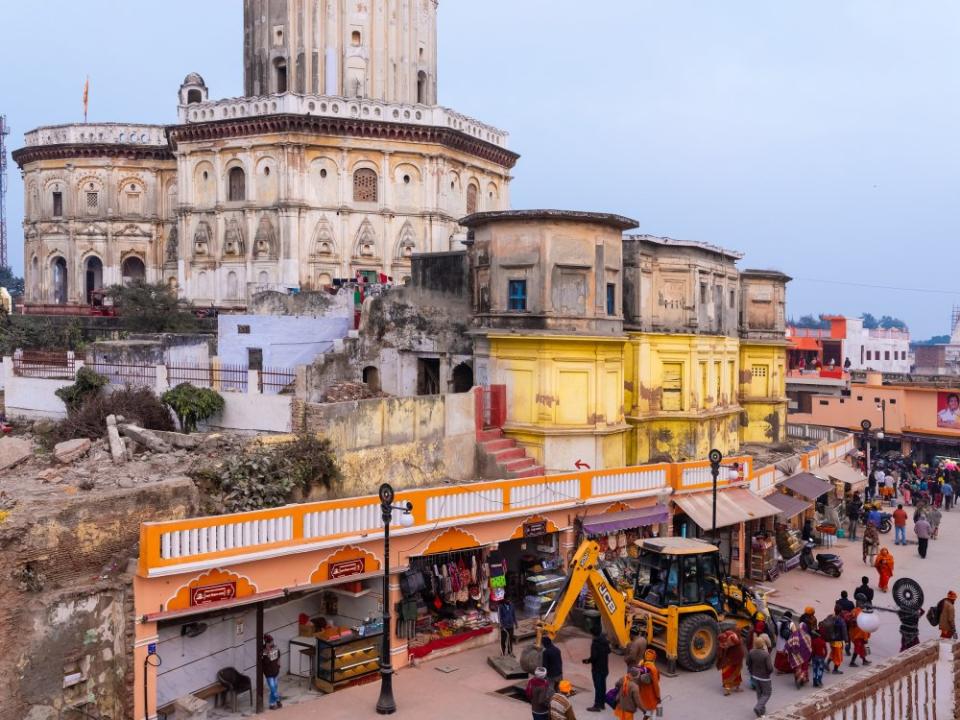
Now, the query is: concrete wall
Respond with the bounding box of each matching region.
[218,308,351,368]
[1,357,72,419]
[206,391,293,434]
[291,390,478,493]
[89,334,212,368]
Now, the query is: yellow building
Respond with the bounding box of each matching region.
[738,270,790,444]
[465,210,638,473]
[465,217,791,472]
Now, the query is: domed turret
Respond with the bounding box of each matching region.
[179,73,209,106]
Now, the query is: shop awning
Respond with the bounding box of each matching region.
[582,505,670,535]
[765,492,812,519]
[823,462,867,489]
[781,472,834,501]
[673,488,781,531]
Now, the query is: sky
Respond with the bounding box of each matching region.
[2,1,959,339]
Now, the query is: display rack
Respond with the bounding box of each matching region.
[314,632,382,694]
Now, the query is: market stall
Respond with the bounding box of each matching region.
[495,521,564,621]
[672,488,781,578]
[398,548,494,659]
[579,505,669,593]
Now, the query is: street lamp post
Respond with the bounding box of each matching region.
[708,449,723,545]
[376,483,413,716]
[861,419,873,493]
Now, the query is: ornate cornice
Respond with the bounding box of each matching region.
[167,114,520,169]
[12,143,175,167]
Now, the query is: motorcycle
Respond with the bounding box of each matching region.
[799,540,843,577]
[861,506,892,534]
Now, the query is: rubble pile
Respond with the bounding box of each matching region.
[320,381,388,403]
[0,417,247,502]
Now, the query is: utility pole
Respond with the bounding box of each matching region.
[0,115,9,269]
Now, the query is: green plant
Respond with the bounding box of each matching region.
[162,383,225,433]
[52,386,175,443]
[55,367,108,411]
[192,433,342,513]
[107,280,199,333]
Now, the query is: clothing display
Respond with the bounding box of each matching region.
[402,548,494,656]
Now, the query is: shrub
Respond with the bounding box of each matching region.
[193,433,342,513]
[162,383,225,433]
[52,386,175,443]
[107,281,199,333]
[55,367,108,412]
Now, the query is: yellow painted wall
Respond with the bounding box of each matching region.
[624,332,742,463]
[738,342,788,443]
[487,334,629,471]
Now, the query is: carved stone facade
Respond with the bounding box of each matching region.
[14,1,516,306]
[13,125,176,305]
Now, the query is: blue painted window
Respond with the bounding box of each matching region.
[606,283,616,315]
[508,280,527,311]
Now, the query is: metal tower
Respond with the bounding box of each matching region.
[0,115,8,269]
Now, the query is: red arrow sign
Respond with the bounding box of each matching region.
[574,459,591,470]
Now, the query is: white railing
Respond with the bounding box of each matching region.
[23,123,168,147]
[177,93,509,148]
[303,502,382,539]
[591,467,667,497]
[160,515,294,560]
[427,488,505,522]
[510,479,581,509]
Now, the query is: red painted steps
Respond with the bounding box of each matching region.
[477,427,545,479]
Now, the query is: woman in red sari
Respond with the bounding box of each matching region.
[786,623,813,688]
[874,547,894,592]
[716,629,745,695]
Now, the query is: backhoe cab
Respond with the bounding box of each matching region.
[632,537,768,672]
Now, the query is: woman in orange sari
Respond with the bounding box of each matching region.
[874,547,894,592]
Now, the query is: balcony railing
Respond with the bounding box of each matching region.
[139,433,857,577]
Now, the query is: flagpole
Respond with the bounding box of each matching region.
[83,76,89,124]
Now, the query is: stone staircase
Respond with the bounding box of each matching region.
[477,428,544,479]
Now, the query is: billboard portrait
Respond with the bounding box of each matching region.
[937,392,960,429]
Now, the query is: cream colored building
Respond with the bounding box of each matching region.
[14,0,516,306]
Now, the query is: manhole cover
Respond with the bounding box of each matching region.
[493,685,529,703]
[436,664,459,674]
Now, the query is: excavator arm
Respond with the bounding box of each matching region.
[537,540,632,648]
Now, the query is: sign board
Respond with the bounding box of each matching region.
[523,521,548,538]
[190,582,237,607]
[329,557,366,580]
[937,392,960,429]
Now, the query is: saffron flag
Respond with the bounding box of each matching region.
[83,76,89,122]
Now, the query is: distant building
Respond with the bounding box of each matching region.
[844,317,910,373]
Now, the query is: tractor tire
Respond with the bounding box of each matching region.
[677,614,718,672]
[519,645,542,675]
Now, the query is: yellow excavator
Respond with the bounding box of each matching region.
[527,537,774,673]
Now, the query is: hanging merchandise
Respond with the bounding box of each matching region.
[403,547,495,659]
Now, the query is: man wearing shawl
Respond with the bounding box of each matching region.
[716,629,745,695]
[785,623,813,688]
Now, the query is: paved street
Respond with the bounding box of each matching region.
[250,506,958,720]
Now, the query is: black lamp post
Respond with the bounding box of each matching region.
[708,449,723,545]
[376,483,413,716]
[861,419,873,483]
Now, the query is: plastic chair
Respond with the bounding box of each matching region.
[216,667,253,712]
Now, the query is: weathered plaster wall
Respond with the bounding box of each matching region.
[0,478,198,720]
[1,357,71,419]
[291,391,478,492]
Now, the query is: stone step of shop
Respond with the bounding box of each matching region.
[482,438,516,452]
[477,428,504,442]
[512,465,546,479]
[502,457,537,472]
[491,447,525,462]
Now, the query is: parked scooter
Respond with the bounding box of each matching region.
[799,540,843,577]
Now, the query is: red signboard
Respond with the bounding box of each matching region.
[329,557,366,580]
[190,582,237,607]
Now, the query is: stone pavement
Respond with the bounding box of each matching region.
[249,506,960,720]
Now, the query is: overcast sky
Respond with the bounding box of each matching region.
[2,1,959,338]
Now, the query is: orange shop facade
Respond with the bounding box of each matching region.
[134,465,679,719]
